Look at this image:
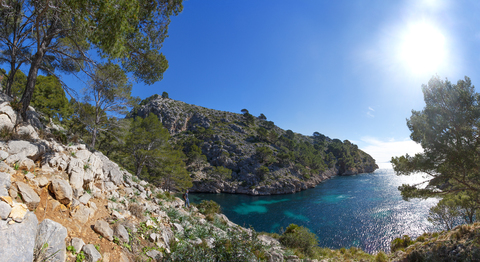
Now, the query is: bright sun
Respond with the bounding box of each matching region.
[399,23,446,74]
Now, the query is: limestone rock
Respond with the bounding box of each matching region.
[83,244,102,262]
[16,181,40,210]
[71,237,85,254]
[0,114,13,130]
[35,176,50,187]
[0,201,11,219]
[17,124,39,140]
[67,158,85,189]
[114,224,129,243]
[0,102,17,126]
[0,195,13,205]
[72,205,94,224]
[18,158,35,171]
[49,179,73,205]
[0,162,13,174]
[173,223,184,234]
[9,202,28,222]
[79,193,91,205]
[146,249,163,261]
[93,220,113,241]
[0,172,11,196]
[0,211,38,262]
[7,140,44,161]
[94,152,125,185]
[35,219,68,262]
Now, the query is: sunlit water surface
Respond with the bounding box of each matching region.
[190,169,439,252]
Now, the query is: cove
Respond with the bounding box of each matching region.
[190,169,439,253]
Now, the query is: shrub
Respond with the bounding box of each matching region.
[391,235,414,252]
[128,203,144,220]
[280,224,318,257]
[375,251,388,262]
[195,200,221,221]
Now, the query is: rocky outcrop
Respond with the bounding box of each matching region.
[133,96,379,195]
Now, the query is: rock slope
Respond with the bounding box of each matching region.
[0,100,297,261]
[133,95,378,195]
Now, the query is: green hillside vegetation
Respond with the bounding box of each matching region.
[130,94,378,194]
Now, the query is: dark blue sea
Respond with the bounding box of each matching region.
[190,169,439,253]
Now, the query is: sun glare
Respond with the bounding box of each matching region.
[399,23,446,74]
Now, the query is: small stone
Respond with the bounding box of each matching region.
[79,193,91,205]
[49,199,60,211]
[9,203,28,221]
[88,201,97,210]
[146,249,163,260]
[119,252,131,262]
[82,244,102,262]
[35,176,49,187]
[0,195,12,205]
[71,237,85,254]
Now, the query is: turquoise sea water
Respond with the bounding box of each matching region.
[190,169,439,252]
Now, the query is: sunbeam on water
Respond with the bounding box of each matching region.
[190,169,439,252]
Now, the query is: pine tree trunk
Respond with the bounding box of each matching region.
[20,48,45,121]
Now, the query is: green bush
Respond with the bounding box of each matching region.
[280,224,318,257]
[391,235,414,252]
[375,251,388,262]
[195,200,221,221]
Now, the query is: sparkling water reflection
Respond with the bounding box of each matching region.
[190,169,438,252]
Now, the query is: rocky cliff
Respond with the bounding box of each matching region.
[133,95,378,195]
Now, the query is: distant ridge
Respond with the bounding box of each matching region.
[132,95,378,195]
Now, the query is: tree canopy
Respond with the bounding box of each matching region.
[0,0,183,120]
[391,76,480,206]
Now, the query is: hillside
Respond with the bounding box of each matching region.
[132,95,378,195]
[1,96,479,262]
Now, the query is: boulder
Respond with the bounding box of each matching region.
[67,158,85,189]
[0,211,38,262]
[94,152,124,185]
[35,219,68,262]
[93,220,113,241]
[0,102,17,125]
[17,124,39,140]
[49,179,73,205]
[114,224,129,243]
[0,114,13,130]
[16,181,40,210]
[7,140,44,161]
[82,244,102,262]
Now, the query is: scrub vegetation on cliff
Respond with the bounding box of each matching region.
[129,94,378,195]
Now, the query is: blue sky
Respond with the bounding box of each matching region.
[63,1,480,167]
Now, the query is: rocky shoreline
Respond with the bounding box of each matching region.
[190,164,378,195]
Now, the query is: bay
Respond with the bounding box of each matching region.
[190,169,439,252]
